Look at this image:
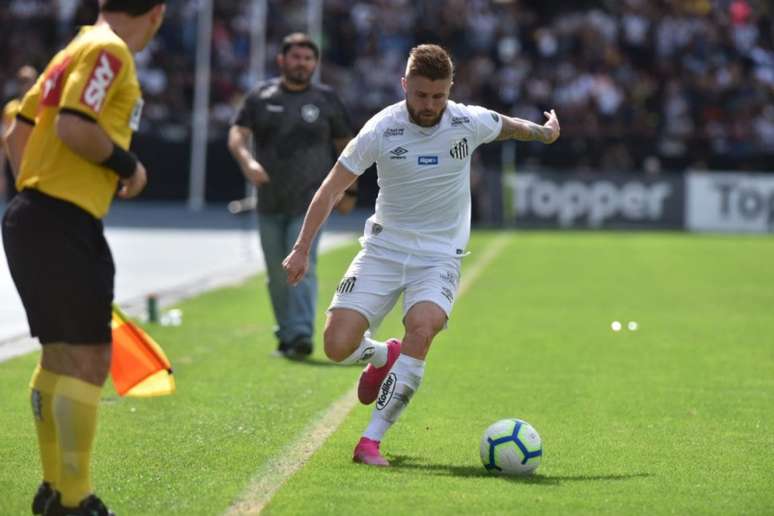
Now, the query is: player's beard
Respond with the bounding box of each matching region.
[406,101,445,128]
[283,65,313,88]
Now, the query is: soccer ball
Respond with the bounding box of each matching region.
[480,418,542,475]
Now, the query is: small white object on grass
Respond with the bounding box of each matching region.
[611,321,622,332]
[628,321,638,331]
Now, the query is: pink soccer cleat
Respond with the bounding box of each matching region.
[353,437,389,466]
[357,338,401,405]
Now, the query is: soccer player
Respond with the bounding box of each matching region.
[283,44,560,466]
[1,1,166,514]
[228,33,355,359]
[1,65,38,201]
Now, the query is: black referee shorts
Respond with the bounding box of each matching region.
[2,189,114,345]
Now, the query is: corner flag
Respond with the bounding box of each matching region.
[110,305,175,397]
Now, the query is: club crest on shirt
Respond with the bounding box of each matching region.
[336,276,357,294]
[450,137,469,159]
[301,103,320,123]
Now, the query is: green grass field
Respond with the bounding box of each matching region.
[1,232,773,515]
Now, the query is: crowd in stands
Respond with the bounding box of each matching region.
[2,0,773,174]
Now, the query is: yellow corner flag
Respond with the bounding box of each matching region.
[111,305,175,397]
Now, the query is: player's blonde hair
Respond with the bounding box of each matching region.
[405,44,454,81]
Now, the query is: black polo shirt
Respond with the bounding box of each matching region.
[232,78,352,215]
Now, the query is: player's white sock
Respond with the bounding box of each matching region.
[338,335,388,367]
[363,353,425,441]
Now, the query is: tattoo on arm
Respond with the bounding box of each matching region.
[497,117,550,143]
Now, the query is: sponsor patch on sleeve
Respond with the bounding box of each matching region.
[80,50,122,114]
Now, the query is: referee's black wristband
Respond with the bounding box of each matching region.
[101,144,138,179]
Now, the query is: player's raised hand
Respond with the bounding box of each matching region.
[118,161,147,199]
[542,109,560,144]
[283,247,309,286]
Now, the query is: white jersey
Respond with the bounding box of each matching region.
[339,100,503,257]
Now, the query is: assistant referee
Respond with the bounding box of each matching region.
[2,1,166,515]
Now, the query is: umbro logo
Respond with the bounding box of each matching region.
[450,137,469,160]
[389,146,408,159]
[336,276,357,294]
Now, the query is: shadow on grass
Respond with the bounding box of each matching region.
[276,355,362,368]
[387,455,651,485]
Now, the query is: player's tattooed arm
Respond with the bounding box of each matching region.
[496,109,560,144]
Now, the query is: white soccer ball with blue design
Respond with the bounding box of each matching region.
[480,418,542,475]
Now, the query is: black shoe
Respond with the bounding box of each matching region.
[273,341,291,357]
[44,492,114,516]
[286,336,313,359]
[32,482,54,515]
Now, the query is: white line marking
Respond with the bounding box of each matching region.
[226,233,512,515]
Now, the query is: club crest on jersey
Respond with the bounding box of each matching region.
[450,137,469,160]
[81,50,122,113]
[337,276,357,294]
[301,103,320,123]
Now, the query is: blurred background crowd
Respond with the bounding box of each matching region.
[1,0,773,179]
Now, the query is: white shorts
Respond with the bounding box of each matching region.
[328,243,462,330]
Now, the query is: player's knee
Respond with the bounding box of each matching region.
[405,324,435,350]
[323,326,358,362]
[73,347,111,386]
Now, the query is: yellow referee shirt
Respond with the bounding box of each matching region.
[16,24,143,218]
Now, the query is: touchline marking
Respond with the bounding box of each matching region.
[226,233,512,515]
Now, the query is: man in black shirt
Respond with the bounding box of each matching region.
[229,33,356,358]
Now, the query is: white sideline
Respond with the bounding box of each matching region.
[226,233,512,515]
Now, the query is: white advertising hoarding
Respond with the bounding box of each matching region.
[687,172,774,233]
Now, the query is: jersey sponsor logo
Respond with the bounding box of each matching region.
[40,56,73,107]
[451,116,471,126]
[129,98,144,130]
[383,127,404,137]
[376,372,397,410]
[301,103,319,123]
[336,276,357,294]
[81,50,122,113]
[417,155,439,166]
[390,146,408,159]
[266,104,284,112]
[450,137,469,160]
